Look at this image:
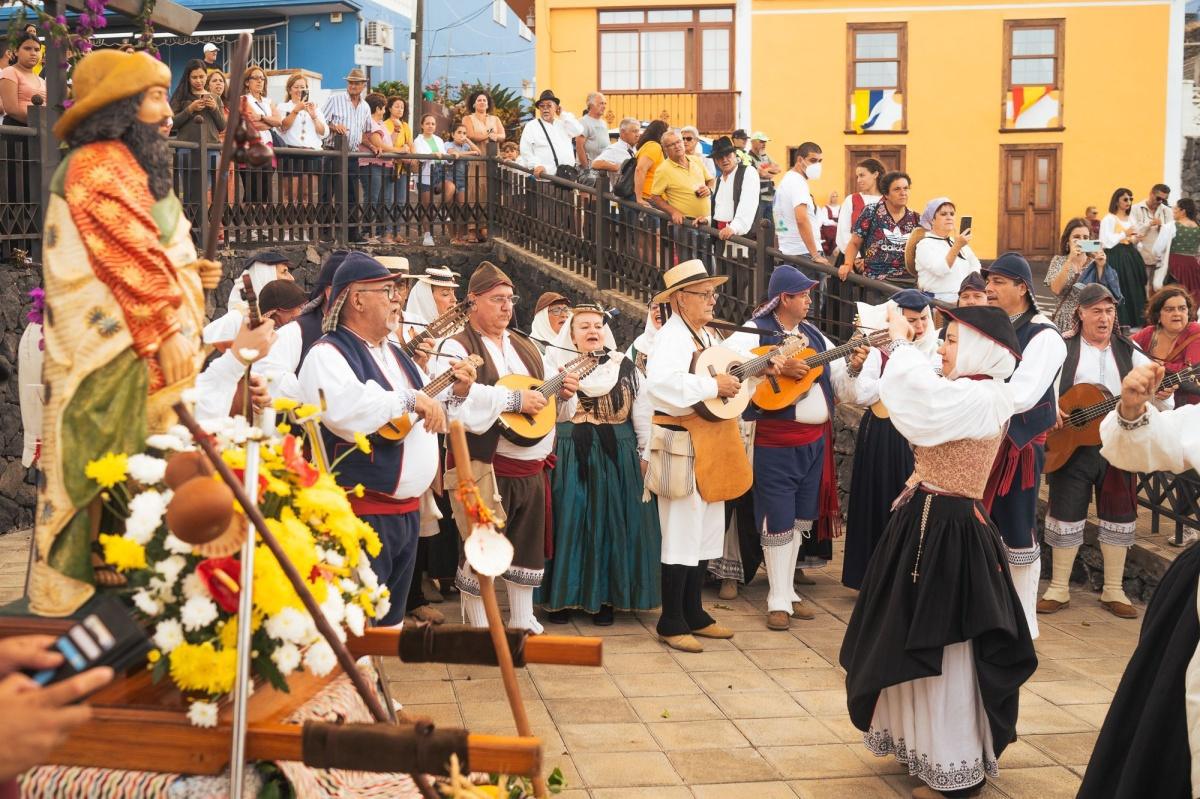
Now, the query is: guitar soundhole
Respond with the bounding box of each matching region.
[1068,410,1087,428]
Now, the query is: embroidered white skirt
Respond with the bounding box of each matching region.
[863,641,998,792]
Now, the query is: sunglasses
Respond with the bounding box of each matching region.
[682,136,695,141]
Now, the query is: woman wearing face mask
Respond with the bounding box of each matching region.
[1101,187,1148,329]
[912,198,981,303]
[1132,286,1200,407]
[841,305,1037,799]
[1152,197,1200,307]
[538,305,661,626]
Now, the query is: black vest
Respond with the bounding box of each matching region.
[1060,334,1137,397]
[741,317,833,422]
[1007,310,1062,448]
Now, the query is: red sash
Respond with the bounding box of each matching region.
[349,489,420,517]
[754,419,824,448]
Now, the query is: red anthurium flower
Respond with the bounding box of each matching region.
[197,557,242,613]
[282,435,319,487]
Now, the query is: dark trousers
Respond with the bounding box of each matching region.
[404,536,433,613]
[989,442,1045,551]
[364,509,420,626]
[657,561,716,637]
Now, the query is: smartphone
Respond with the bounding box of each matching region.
[1079,239,1103,253]
[301,90,309,103]
[26,596,151,692]
[959,216,973,233]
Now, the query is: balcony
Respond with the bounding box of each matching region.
[605,91,739,136]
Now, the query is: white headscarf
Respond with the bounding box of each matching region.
[546,309,623,397]
[203,261,281,343]
[629,305,661,359]
[856,299,939,358]
[947,321,1016,381]
[531,306,568,347]
[404,279,439,327]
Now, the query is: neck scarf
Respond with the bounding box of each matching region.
[404,280,439,327]
[531,307,567,346]
[546,311,623,397]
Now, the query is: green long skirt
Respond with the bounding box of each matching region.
[538,420,662,613]
[1107,242,1148,328]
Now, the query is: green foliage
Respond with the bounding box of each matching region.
[372,81,409,102]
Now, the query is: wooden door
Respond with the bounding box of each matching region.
[844,144,906,197]
[998,145,1060,257]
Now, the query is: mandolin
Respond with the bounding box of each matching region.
[376,355,485,442]
[751,329,892,412]
[401,300,474,358]
[497,351,604,446]
[1044,363,1200,473]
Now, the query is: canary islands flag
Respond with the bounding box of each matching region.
[1005,86,1061,129]
[850,89,903,134]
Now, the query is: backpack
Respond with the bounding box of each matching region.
[614,150,638,200]
[710,164,760,228]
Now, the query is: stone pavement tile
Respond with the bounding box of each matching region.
[1055,620,1142,643]
[1024,660,1087,682]
[1033,639,1111,660]
[649,719,751,750]
[532,673,622,700]
[1060,703,1110,728]
[850,745,914,776]
[990,766,1082,799]
[789,776,901,798]
[769,667,846,692]
[602,651,682,675]
[760,743,877,779]
[882,774,1007,798]
[559,722,659,753]
[1016,698,1096,735]
[710,689,805,720]
[691,668,780,694]
[380,660,447,681]
[592,788,693,799]
[733,631,814,650]
[667,648,756,672]
[791,629,849,649]
[702,596,760,615]
[447,664,503,680]
[1024,679,1114,706]
[553,792,589,799]
[734,716,842,747]
[401,703,462,728]
[997,738,1056,768]
[593,633,666,655]
[744,648,835,671]
[460,698,553,728]
[573,618,650,636]
[631,694,725,723]
[572,751,681,788]
[546,697,639,724]
[1024,731,1099,768]
[708,612,777,632]
[613,671,703,698]
[1055,656,1133,681]
[388,679,455,705]
[790,688,849,717]
[541,753,582,791]
[667,747,780,784]
[527,662,606,679]
[470,722,565,753]
[693,781,799,799]
[815,715,865,744]
[454,674,538,704]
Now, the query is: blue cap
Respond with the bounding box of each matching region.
[983,252,1035,303]
[324,252,397,332]
[243,249,291,270]
[891,288,934,311]
[753,264,818,318]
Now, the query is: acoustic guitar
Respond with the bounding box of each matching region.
[1044,363,1200,473]
[691,329,890,421]
[376,354,485,442]
[401,300,473,358]
[497,352,603,446]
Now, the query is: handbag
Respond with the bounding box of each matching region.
[536,118,580,182]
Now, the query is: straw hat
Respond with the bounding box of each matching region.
[419,266,460,288]
[54,50,172,140]
[376,256,420,279]
[652,259,728,304]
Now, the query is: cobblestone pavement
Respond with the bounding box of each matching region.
[0,529,1135,797]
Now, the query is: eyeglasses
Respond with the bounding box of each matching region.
[248,75,265,81]
[682,136,695,142]
[679,289,718,302]
[356,284,405,300]
[485,295,520,307]
[546,306,570,317]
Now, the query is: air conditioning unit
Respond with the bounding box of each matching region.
[365,21,394,51]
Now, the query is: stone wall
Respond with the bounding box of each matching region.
[1183,137,1200,197]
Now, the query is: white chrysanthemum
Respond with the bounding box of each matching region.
[187,700,219,728]
[146,433,185,452]
[163,533,194,555]
[129,490,168,523]
[339,578,358,594]
[153,619,185,653]
[127,454,168,485]
[374,594,391,622]
[355,562,379,591]
[271,642,301,676]
[180,596,219,632]
[319,589,345,628]
[303,640,337,678]
[181,572,211,601]
[155,555,188,587]
[167,425,194,445]
[344,603,366,637]
[264,607,310,644]
[132,589,162,617]
[323,549,345,569]
[123,513,158,546]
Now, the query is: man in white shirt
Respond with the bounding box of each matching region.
[697,136,759,241]
[1132,183,1172,292]
[1040,284,1173,620]
[579,92,609,167]
[519,90,577,177]
[438,262,579,633]
[320,68,375,213]
[592,117,638,173]
[774,142,826,264]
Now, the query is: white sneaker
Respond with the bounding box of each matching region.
[422,232,435,246]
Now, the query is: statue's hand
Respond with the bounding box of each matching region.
[193,259,223,291]
[157,332,198,385]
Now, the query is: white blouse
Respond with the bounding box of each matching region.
[914,235,982,303]
[1100,213,1135,249]
[277,100,328,150]
[836,193,880,253]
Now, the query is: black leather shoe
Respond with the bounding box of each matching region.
[592,605,615,626]
[546,609,571,624]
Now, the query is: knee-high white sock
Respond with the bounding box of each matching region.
[1006,548,1040,640]
[790,520,810,603]
[462,593,488,628]
[505,582,544,635]
[1100,543,1132,605]
[763,542,795,614]
[1041,545,1079,605]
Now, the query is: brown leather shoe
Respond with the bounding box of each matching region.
[659,633,704,653]
[693,623,735,639]
[408,605,445,625]
[718,579,738,600]
[794,569,816,586]
[1036,598,1069,614]
[791,601,815,620]
[1101,599,1139,619]
[767,611,790,630]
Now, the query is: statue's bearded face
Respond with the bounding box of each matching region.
[136,86,173,137]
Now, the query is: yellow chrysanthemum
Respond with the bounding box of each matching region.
[261,470,292,498]
[253,507,327,616]
[272,398,300,412]
[353,432,372,455]
[169,641,237,695]
[276,422,291,435]
[99,534,146,571]
[85,452,129,489]
[294,403,320,420]
[219,617,239,650]
[221,448,247,471]
[147,649,161,663]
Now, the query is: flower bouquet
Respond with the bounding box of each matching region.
[88,407,390,727]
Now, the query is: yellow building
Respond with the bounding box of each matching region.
[525,0,1187,259]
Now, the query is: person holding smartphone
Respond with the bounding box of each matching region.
[169,59,225,145]
[1045,217,1120,331]
[912,197,982,303]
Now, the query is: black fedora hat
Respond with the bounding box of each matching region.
[710,136,736,159]
[535,89,561,106]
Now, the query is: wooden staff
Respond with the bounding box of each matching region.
[347,628,603,667]
[447,421,548,799]
[204,32,252,265]
[172,404,440,799]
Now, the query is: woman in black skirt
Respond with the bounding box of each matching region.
[840,305,1038,799]
[842,288,939,590]
[1100,187,1149,328]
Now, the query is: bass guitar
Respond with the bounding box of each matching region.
[401,301,473,358]
[498,352,603,446]
[1044,362,1200,473]
[376,355,485,442]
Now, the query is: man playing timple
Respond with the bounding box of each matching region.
[1039,284,1173,620]
[439,263,580,633]
[648,129,713,226]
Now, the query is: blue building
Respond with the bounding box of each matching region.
[423,0,533,97]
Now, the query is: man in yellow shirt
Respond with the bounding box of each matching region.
[649,129,713,224]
